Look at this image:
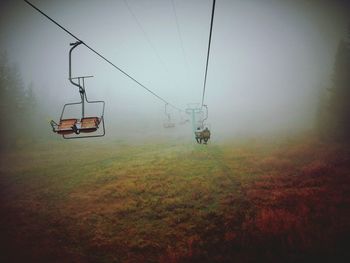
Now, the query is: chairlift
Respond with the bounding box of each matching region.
[194,105,211,144]
[163,103,175,128]
[50,41,105,139]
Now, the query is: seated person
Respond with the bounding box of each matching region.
[195,127,202,144]
[202,127,211,144]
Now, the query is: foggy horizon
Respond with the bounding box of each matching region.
[1,0,349,140]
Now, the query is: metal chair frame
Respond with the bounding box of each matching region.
[50,41,105,139]
[163,103,175,128]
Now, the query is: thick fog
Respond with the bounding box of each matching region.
[1,0,349,140]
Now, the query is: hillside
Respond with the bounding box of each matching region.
[1,137,349,262]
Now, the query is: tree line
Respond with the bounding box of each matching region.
[316,27,350,142]
[0,53,40,150]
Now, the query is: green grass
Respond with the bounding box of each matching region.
[1,137,349,262]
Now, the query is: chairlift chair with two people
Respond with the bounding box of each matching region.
[194,104,211,144]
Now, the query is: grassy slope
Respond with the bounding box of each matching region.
[0,137,349,262]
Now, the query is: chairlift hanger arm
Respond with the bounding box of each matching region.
[69,41,84,92]
[203,104,208,122]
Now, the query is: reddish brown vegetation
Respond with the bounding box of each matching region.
[1,139,350,262]
[168,140,350,262]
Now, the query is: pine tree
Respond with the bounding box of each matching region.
[315,88,331,139]
[327,30,350,141]
[0,53,37,150]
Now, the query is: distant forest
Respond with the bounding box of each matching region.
[0,53,42,150]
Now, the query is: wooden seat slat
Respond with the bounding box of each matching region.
[55,118,78,135]
[79,117,100,133]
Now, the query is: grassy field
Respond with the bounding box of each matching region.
[0,136,350,262]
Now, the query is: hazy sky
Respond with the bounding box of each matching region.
[1,0,349,138]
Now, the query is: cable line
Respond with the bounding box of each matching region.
[123,0,167,70]
[23,0,183,112]
[201,0,216,107]
[123,0,184,100]
[170,0,191,74]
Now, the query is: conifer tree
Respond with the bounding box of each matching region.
[328,30,350,141]
[0,53,37,149]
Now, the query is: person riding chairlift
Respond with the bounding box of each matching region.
[195,127,202,144]
[195,126,210,144]
[202,127,210,144]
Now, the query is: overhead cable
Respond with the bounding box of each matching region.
[123,0,184,100]
[170,0,191,74]
[201,0,216,107]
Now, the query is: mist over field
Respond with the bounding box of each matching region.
[1,0,348,140]
[1,1,350,263]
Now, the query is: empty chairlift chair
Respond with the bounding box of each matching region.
[163,103,175,128]
[50,41,105,139]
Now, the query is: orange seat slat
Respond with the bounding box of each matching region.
[81,117,100,128]
[58,119,78,130]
